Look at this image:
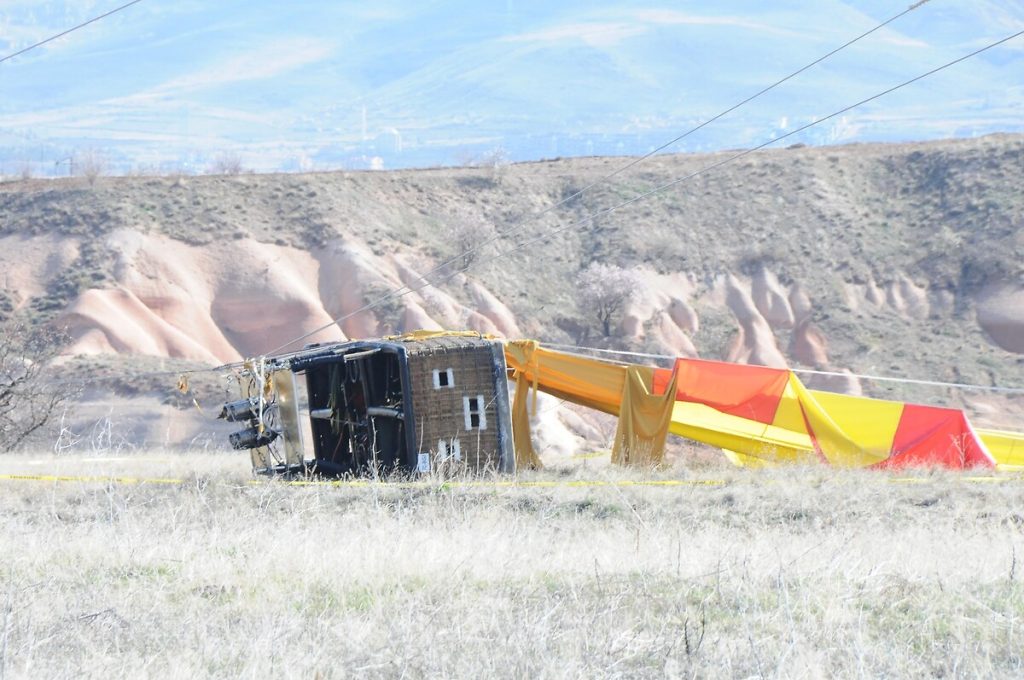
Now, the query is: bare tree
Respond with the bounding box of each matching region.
[209,152,245,175]
[76,149,107,186]
[576,263,641,337]
[0,324,73,452]
[456,146,509,186]
[446,220,497,269]
[479,146,509,184]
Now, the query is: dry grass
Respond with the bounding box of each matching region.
[1,454,1023,678]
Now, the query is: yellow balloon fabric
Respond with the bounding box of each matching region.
[611,366,678,467]
[500,339,1020,470]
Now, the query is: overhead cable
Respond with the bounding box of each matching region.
[262,26,1024,360]
[0,0,147,66]
[263,2,934,356]
[543,343,1024,395]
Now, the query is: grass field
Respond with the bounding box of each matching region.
[1,453,1023,678]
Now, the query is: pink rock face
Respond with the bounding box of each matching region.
[976,285,1024,353]
[59,232,347,362]
[667,297,699,334]
[465,310,501,336]
[400,302,443,334]
[46,230,535,363]
[790,320,829,367]
[317,240,391,339]
[882,276,929,319]
[864,279,885,307]
[655,311,697,358]
[751,268,795,329]
[788,283,814,324]
[62,288,231,363]
[896,274,930,320]
[724,275,788,368]
[803,369,863,396]
[467,281,521,337]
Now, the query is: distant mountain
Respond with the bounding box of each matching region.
[1,0,1022,175]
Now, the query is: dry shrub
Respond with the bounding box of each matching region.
[209,152,245,175]
[76,149,107,186]
[446,220,497,269]
[0,323,73,451]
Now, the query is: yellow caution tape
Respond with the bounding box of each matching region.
[2,473,1023,488]
[570,452,609,460]
[272,478,731,489]
[0,474,185,485]
[0,473,726,488]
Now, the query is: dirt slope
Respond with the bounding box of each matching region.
[1,134,1023,442]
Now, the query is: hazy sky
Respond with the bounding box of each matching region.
[1,1,1022,173]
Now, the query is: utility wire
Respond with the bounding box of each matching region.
[117,23,1024,385]
[263,1,934,356]
[56,19,1023,392]
[543,343,1024,395]
[263,26,1024,362]
[0,0,147,65]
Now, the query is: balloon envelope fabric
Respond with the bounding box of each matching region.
[504,342,1021,470]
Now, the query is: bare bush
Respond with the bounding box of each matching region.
[209,152,245,175]
[478,145,509,169]
[446,220,498,269]
[577,263,642,337]
[480,146,509,184]
[455,146,510,186]
[0,323,73,451]
[457,146,509,170]
[76,149,107,185]
[126,164,163,177]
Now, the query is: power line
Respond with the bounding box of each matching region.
[42,15,1021,395]
[262,2,933,356]
[543,343,1024,395]
[0,0,147,66]
[264,3,937,356]
[120,23,1024,385]
[263,26,1024,360]
[517,1,933,231]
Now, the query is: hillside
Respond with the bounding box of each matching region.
[1,134,1023,445]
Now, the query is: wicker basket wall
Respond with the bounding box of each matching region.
[406,337,505,473]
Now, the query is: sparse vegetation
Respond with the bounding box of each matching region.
[76,149,107,186]
[0,455,1021,677]
[446,220,497,268]
[0,134,1022,404]
[209,152,245,175]
[29,240,114,322]
[0,290,15,323]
